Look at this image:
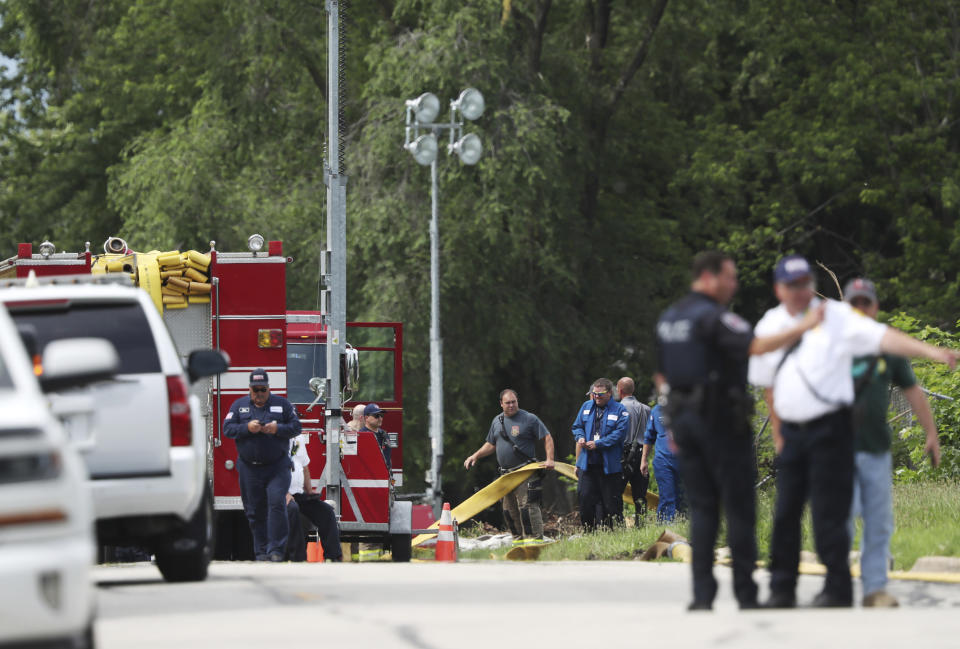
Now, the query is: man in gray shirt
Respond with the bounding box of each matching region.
[464,389,555,540]
[617,377,651,526]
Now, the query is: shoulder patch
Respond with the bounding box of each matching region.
[720,311,751,334]
[225,411,233,420]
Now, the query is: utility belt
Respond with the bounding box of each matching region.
[665,383,752,438]
[499,459,535,475]
[499,460,542,505]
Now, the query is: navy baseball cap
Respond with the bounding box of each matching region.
[364,403,384,416]
[843,277,878,305]
[249,368,269,386]
[774,255,813,284]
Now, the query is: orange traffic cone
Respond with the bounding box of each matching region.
[435,502,458,562]
[306,533,324,562]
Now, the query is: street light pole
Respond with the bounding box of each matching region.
[428,157,443,520]
[403,88,485,517]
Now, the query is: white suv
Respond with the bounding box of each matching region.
[0,277,227,582]
[0,303,117,648]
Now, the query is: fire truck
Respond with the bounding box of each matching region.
[0,236,420,560]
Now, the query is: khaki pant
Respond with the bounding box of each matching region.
[501,475,543,539]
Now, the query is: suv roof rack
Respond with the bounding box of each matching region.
[0,274,134,289]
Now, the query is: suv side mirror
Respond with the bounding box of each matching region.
[39,338,119,392]
[187,349,230,383]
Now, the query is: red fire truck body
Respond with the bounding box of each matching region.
[1,239,413,558]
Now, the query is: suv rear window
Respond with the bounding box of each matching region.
[10,302,162,374]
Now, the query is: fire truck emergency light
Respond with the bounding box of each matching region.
[257,329,283,349]
[247,234,265,252]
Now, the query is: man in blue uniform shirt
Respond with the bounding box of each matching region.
[640,403,684,522]
[223,368,302,561]
[572,378,629,530]
[656,251,823,611]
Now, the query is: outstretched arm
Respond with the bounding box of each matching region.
[749,303,825,356]
[880,329,959,369]
[464,442,496,469]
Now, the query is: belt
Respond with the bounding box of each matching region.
[781,407,849,431]
[239,455,283,466]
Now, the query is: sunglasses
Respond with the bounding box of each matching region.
[591,391,609,397]
[251,387,268,393]
[370,413,384,418]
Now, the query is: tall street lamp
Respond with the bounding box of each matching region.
[403,88,485,516]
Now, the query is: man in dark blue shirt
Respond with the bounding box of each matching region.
[223,368,301,561]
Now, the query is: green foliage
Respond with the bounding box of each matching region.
[884,313,960,481]
[2,0,960,501]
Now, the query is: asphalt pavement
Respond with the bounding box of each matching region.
[94,560,960,648]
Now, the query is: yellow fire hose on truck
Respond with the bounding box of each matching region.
[91,246,212,314]
[411,461,659,547]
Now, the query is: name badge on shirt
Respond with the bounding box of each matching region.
[239,407,250,414]
[583,410,591,415]
[270,406,283,413]
[607,414,618,421]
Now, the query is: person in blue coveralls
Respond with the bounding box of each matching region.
[572,377,629,530]
[640,403,685,522]
[223,368,302,562]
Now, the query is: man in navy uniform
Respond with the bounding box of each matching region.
[572,378,629,530]
[656,251,823,610]
[750,255,958,608]
[223,368,302,561]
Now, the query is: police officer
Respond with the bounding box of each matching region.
[572,378,629,530]
[656,251,822,610]
[223,368,302,561]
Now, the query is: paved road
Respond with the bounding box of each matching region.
[95,560,960,648]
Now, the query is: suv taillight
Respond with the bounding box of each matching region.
[167,376,192,446]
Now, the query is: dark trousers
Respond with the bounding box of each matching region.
[622,461,650,519]
[237,456,292,558]
[295,493,343,560]
[673,410,757,607]
[578,465,623,530]
[652,455,685,522]
[770,409,854,603]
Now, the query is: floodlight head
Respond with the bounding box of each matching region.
[405,133,438,166]
[405,92,440,124]
[451,133,483,165]
[247,233,265,252]
[453,88,485,121]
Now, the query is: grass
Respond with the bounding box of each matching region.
[446,481,960,567]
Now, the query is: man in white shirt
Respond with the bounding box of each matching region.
[749,255,957,608]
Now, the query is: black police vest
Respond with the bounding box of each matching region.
[657,293,722,390]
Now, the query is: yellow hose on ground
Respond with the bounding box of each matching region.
[411,461,659,547]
